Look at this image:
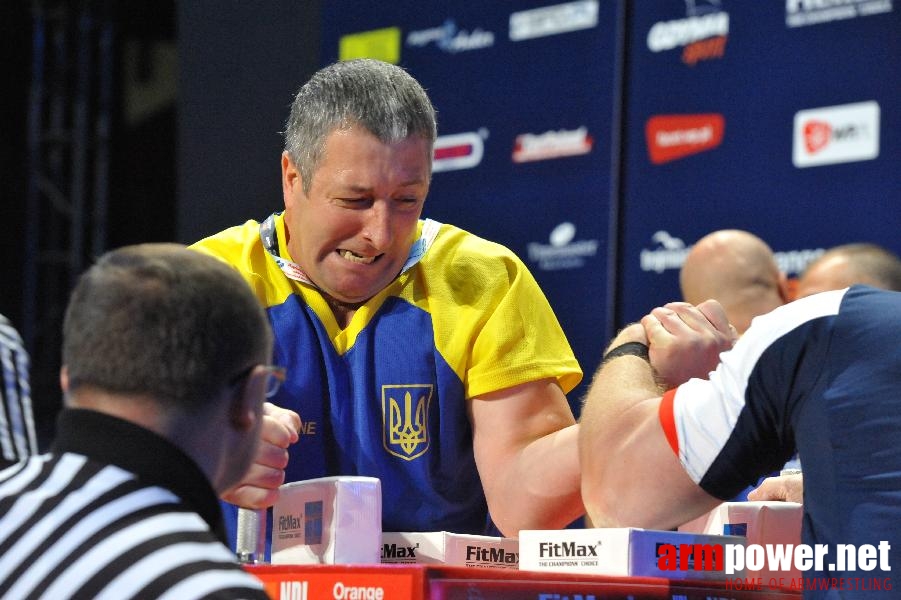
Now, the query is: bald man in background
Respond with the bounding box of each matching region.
[796,242,901,298]
[680,230,796,502]
[680,230,790,334]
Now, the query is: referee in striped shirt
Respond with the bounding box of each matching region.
[0,244,277,598]
[0,313,38,469]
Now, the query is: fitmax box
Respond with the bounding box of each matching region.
[679,501,803,580]
[381,532,519,570]
[271,476,381,565]
[519,527,746,581]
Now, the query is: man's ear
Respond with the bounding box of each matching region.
[778,272,794,303]
[282,152,303,207]
[229,371,260,433]
[60,366,70,393]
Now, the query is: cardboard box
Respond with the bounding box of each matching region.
[519,527,746,581]
[271,476,381,565]
[679,501,803,580]
[381,532,519,569]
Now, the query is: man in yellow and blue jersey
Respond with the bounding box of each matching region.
[193,59,584,537]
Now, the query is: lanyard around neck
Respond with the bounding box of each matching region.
[259,213,442,285]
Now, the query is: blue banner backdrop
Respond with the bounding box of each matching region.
[320,1,901,401]
[616,1,901,325]
[322,1,623,408]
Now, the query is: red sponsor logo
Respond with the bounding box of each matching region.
[434,144,473,160]
[682,35,727,66]
[803,120,831,154]
[645,114,725,164]
[432,131,485,172]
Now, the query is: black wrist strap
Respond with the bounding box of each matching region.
[602,341,650,364]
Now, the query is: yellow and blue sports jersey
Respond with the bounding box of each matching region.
[192,212,582,534]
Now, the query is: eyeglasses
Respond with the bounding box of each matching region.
[228,364,286,399]
[260,365,286,398]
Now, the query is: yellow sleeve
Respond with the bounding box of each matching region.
[422,226,583,398]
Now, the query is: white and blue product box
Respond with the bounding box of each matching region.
[679,501,803,581]
[519,527,746,581]
[381,532,519,570]
[271,476,382,565]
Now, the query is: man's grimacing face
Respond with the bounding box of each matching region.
[281,127,432,305]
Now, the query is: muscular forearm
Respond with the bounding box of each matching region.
[579,303,733,529]
[484,423,584,537]
[579,353,662,526]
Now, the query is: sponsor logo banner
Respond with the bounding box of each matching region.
[639,231,823,276]
[433,130,487,173]
[786,0,894,28]
[509,0,600,41]
[512,127,593,163]
[792,101,880,168]
[645,114,725,164]
[250,569,417,600]
[338,27,401,63]
[528,222,599,271]
[640,231,689,274]
[647,1,729,65]
[406,19,494,53]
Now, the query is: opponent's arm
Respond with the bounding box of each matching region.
[580,302,733,529]
[579,342,718,529]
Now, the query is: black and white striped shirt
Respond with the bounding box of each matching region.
[0,409,269,599]
[0,314,38,468]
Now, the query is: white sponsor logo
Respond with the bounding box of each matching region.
[647,9,729,52]
[792,101,880,168]
[407,19,494,53]
[528,222,599,271]
[719,541,892,576]
[512,127,593,163]
[775,248,825,276]
[280,580,308,600]
[640,231,824,276]
[550,222,577,246]
[509,0,599,41]
[785,0,894,28]
[332,582,385,600]
[640,231,689,273]
[656,125,714,147]
[432,130,487,173]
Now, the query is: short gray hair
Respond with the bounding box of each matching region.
[284,59,437,193]
[62,244,272,412]
[815,243,901,291]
